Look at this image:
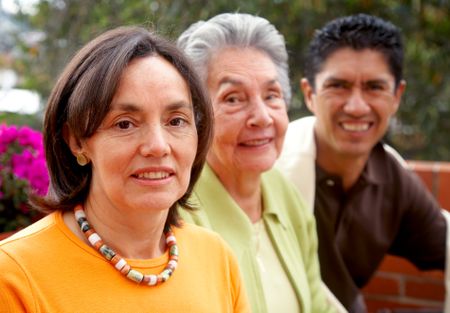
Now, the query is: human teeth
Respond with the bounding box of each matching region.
[341,123,369,131]
[137,172,170,179]
[244,139,270,146]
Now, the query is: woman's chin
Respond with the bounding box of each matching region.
[237,159,276,175]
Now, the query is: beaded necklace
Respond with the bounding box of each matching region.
[74,205,178,286]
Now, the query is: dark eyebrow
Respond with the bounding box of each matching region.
[364,79,389,86]
[112,101,193,113]
[324,77,348,83]
[112,103,141,112]
[322,77,351,87]
[165,101,193,111]
[323,76,390,86]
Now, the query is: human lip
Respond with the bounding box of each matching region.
[132,168,174,180]
[240,138,272,147]
[339,121,372,132]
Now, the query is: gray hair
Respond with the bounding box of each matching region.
[177,13,291,105]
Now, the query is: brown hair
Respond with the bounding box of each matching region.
[32,26,213,227]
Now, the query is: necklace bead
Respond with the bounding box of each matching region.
[74,205,178,286]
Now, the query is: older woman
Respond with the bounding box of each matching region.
[178,13,337,313]
[0,26,249,312]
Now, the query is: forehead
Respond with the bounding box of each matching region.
[116,55,189,94]
[110,55,192,110]
[317,48,394,82]
[120,55,184,84]
[207,47,278,86]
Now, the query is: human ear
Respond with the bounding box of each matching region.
[392,80,406,114]
[63,124,89,165]
[300,78,316,114]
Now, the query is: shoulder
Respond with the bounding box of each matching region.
[177,222,219,238]
[176,222,232,255]
[262,168,301,196]
[283,116,316,150]
[0,212,82,278]
[261,168,308,200]
[0,213,60,303]
[370,144,441,211]
[175,223,241,274]
[287,116,316,133]
[261,169,312,218]
[372,143,420,186]
[0,213,57,252]
[277,116,317,187]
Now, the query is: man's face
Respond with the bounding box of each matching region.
[302,48,405,160]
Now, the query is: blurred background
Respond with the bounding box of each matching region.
[0,0,448,161]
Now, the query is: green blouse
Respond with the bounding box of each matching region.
[180,164,334,313]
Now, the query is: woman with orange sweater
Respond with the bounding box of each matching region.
[0,26,249,313]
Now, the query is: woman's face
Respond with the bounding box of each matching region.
[73,56,197,213]
[206,47,289,176]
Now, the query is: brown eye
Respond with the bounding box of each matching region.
[169,117,187,127]
[328,82,345,89]
[367,83,384,91]
[225,95,239,104]
[116,120,133,129]
[266,91,281,101]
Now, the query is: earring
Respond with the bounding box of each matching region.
[76,153,89,166]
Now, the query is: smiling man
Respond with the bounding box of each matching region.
[277,14,447,313]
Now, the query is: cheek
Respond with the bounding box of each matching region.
[213,114,241,144]
[178,133,198,164]
[92,153,124,182]
[372,98,397,120]
[88,139,132,173]
[274,109,289,133]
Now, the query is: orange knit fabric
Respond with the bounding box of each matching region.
[0,212,250,312]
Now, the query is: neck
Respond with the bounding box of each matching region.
[65,199,169,259]
[315,140,369,191]
[210,163,262,223]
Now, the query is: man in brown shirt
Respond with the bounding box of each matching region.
[277,14,446,313]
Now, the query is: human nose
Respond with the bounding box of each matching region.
[344,88,371,116]
[139,125,170,157]
[247,97,273,128]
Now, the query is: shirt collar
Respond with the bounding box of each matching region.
[260,172,289,228]
[316,142,388,186]
[363,142,389,185]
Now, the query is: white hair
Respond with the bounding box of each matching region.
[178,13,292,105]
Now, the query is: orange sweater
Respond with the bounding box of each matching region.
[0,212,250,313]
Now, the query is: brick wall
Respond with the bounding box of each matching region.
[363,161,450,313]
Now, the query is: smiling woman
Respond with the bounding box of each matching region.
[178,13,338,313]
[0,26,250,313]
[69,56,198,218]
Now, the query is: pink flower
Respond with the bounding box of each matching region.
[0,124,19,153]
[0,124,49,231]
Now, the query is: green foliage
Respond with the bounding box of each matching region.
[0,112,43,131]
[10,0,450,161]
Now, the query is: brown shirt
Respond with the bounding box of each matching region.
[315,143,446,313]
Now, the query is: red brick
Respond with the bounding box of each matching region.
[437,163,450,209]
[378,256,443,279]
[408,161,436,195]
[364,297,422,313]
[364,160,449,313]
[405,279,445,301]
[363,275,400,296]
[379,256,420,275]
[0,231,15,241]
[407,160,450,210]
